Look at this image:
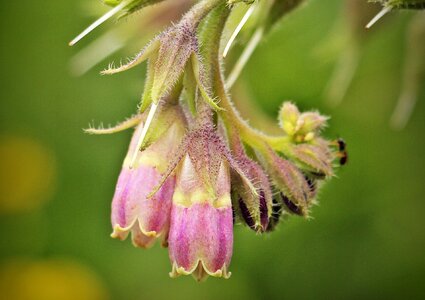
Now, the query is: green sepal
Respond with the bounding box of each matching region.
[138,55,157,113]
[183,59,198,115]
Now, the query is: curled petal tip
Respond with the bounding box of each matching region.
[131,229,157,249]
[110,227,129,241]
[111,224,164,249]
[169,261,231,281]
[111,223,134,238]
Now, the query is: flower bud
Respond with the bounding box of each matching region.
[261,149,312,215]
[265,195,283,232]
[289,143,334,178]
[111,105,186,248]
[231,154,272,233]
[279,102,329,142]
[168,156,233,281]
[297,112,328,135]
[101,6,222,111]
[279,102,300,136]
[280,192,307,216]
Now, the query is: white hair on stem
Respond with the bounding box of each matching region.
[366,6,392,29]
[226,27,264,89]
[129,102,159,169]
[69,0,130,46]
[223,3,257,58]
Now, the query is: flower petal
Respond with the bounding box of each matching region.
[168,203,232,279]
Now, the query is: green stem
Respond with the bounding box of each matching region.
[198,2,291,153]
[182,0,227,27]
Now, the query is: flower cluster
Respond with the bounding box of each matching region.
[76,0,346,281]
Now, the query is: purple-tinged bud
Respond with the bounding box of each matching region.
[237,196,255,229]
[101,22,197,107]
[234,189,269,232]
[231,152,273,233]
[101,5,222,111]
[280,192,307,216]
[266,195,283,232]
[290,143,334,178]
[110,105,186,248]
[304,175,318,199]
[168,156,233,281]
[226,130,273,232]
[297,112,328,136]
[261,149,312,215]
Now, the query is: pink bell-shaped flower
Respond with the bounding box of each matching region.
[168,155,233,281]
[110,105,186,248]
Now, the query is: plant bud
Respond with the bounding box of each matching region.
[266,195,283,232]
[231,155,272,233]
[262,149,312,214]
[297,112,328,135]
[289,143,334,178]
[279,102,300,136]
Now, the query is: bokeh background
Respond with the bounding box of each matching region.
[1,0,424,299]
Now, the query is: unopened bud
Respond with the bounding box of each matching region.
[231,156,273,233]
[262,149,312,213]
[290,143,334,178]
[280,192,307,216]
[265,195,283,232]
[297,112,328,135]
[279,102,300,136]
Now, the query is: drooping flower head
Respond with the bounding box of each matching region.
[73,0,346,282]
[148,115,258,280]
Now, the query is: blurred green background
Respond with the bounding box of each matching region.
[1,0,425,299]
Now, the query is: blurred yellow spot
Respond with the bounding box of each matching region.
[0,258,109,300]
[0,135,56,214]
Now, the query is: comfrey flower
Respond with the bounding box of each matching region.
[72,0,347,281]
[168,142,233,280]
[151,116,259,280]
[87,104,186,248]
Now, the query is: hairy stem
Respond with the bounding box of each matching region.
[198,2,290,153]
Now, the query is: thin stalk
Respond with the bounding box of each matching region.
[198,3,290,153]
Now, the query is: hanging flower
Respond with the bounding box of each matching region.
[72,0,346,281]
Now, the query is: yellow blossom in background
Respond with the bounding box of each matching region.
[0,258,109,300]
[0,136,56,214]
